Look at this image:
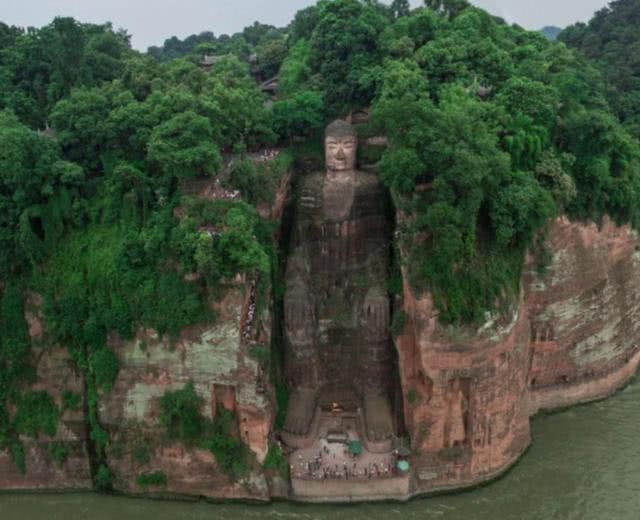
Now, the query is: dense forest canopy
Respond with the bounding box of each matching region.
[0,15,280,478]
[560,0,640,139]
[1,0,640,479]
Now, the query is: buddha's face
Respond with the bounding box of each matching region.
[325,134,357,173]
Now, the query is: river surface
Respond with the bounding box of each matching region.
[3,377,640,520]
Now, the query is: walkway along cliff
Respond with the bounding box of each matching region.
[1,130,640,502]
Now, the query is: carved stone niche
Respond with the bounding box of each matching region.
[531,320,555,343]
[281,118,395,445]
[211,384,236,419]
[417,369,434,404]
[443,378,471,450]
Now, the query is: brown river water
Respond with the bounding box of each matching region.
[2,376,640,520]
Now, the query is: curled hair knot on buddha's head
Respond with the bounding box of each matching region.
[325,119,356,139]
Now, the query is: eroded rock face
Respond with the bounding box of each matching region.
[525,217,640,413]
[0,297,92,491]
[396,274,531,491]
[397,216,640,494]
[100,285,272,499]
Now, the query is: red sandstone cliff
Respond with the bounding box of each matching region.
[525,217,640,414]
[395,216,640,495]
[0,294,92,491]
[99,282,273,499]
[0,168,288,499]
[396,268,531,491]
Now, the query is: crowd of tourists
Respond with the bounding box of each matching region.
[291,444,397,481]
[258,148,279,162]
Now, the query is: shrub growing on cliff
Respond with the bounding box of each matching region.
[91,347,119,394]
[263,443,289,479]
[0,283,33,460]
[390,310,407,338]
[61,389,81,411]
[95,464,113,492]
[13,391,59,438]
[159,384,251,478]
[201,407,250,478]
[136,470,167,489]
[159,382,204,443]
[48,442,70,467]
[228,159,277,205]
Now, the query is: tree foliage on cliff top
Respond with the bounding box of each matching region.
[560,0,640,140]
[272,0,637,318]
[361,2,640,323]
[0,17,280,477]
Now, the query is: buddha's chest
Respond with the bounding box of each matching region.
[296,172,385,226]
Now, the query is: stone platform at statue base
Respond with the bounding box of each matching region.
[291,474,411,503]
[287,408,409,502]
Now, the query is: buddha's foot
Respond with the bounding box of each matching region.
[364,393,393,442]
[283,388,318,436]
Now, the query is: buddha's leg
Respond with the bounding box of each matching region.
[361,287,394,442]
[363,341,394,441]
[282,264,320,436]
[283,339,321,436]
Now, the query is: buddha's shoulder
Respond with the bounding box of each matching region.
[299,171,324,191]
[355,170,382,190]
[296,172,324,211]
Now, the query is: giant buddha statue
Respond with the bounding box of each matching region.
[283,119,394,444]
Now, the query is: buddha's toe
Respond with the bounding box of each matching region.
[364,393,393,442]
[283,388,317,436]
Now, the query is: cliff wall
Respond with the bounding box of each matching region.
[100,282,273,499]
[0,295,92,491]
[525,217,640,414]
[2,210,640,500]
[396,271,532,492]
[397,216,640,495]
[0,167,289,499]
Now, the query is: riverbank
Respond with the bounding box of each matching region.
[3,372,640,519]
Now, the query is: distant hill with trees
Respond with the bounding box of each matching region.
[147,23,288,79]
[540,26,562,40]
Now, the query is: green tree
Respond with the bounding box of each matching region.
[147,111,222,178]
[277,40,313,97]
[0,110,77,273]
[13,391,59,438]
[159,382,203,443]
[201,56,275,151]
[391,0,411,18]
[50,86,113,169]
[272,90,325,141]
[308,0,390,114]
[424,0,469,18]
[255,35,288,79]
[560,0,640,138]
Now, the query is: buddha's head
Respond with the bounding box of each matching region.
[325,120,357,174]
